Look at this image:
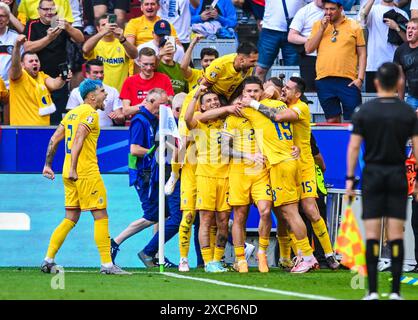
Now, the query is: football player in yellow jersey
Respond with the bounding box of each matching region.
[180,34,219,92]
[247,77,339,271]
[40,79,130,275]
[201,42,258,103]
[184,85,242,273]
[241,76,319,273]
[221,97,273,273]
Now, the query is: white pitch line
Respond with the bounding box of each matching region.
[51,270,337,300]
[158,272,338,300]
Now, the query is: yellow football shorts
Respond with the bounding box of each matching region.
[229,169,272,206]
[196,175,231,212]
[63,175,107,211]
[299,162,318,200]
[269,159,300,207]
[180,163,197,211]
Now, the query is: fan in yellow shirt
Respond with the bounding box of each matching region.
[9,36,68,126]
[17,0,74,24]
[83,14,138,92]
[124,0,177,75]
[184,85,241,273]
[40,79,130,275]
[201,42,258,103]
[241,76,319,274]
[253,77,340,270]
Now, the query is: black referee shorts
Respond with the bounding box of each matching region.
[361,164,408,220]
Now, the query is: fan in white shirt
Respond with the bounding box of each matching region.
[66,59,124,127]
[158,0,191,45]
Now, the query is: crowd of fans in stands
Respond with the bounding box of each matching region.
[0,0,418,126]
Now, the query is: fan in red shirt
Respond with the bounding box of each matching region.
[120,47,174,119]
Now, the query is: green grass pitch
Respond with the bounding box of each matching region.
[1,267,417,300]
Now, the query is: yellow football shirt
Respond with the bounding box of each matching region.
[204,53,253,100]
[289,100,315,167]
[9,70,50,126]
[222,115,262,174]
[18,0,74,24]
[84,38,128,92]
[186,68,203,92]
[124,15,177,46]
[192,111,229,178]
[61,104,100,179]
[242,99,294,165]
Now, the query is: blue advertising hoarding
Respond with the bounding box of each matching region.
[0,126,358,232]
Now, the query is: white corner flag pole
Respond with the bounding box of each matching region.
[158,105,181,273]
[158,106,166,273]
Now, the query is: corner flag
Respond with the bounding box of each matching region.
[157,105,181,272]
[159,105,181,146]
[335,200,367,276]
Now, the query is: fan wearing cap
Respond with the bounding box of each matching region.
[136,19,185,70]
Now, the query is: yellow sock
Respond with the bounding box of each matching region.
[288,231,298,256]
[94,218,112,265]
[258,236,269,254]
[201,247,212,265]
[213,246,225,262]
[179,210,196,258]
[295,237,314,257]
[210,226,217,260]
[171,161,181,177]
[46,218,75,259]
[234,246,246,262]
[312,218,333,255]
[277,236,291,260]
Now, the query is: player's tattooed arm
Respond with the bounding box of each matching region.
[257,104,281,121]
[221,133,254,162]
[45,124,65,167]
[249,101,299,122]
[221,133,243,160]
[43,124,65,180]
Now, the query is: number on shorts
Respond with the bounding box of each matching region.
[302,181,312,193]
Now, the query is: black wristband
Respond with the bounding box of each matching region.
[345,176,355,181]
[120,37,127,44]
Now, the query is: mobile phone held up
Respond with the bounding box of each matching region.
[51,15,58,29]
[166,35,176,50]
[58,63,70,80]
[108,14,117,24]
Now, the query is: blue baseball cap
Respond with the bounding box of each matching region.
[154,19,171,36]
[325,0,344,5]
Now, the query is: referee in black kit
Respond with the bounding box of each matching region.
[346,62,418,300]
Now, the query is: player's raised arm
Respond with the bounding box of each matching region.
[184,87,202,130]
[43,124,65,180]
[68,123,90,181]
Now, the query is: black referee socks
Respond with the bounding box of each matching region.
[389,239,404,295]
[366,239,380,293]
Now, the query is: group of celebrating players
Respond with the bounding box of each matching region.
[172,42,340,274]
[39,41,341,275]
